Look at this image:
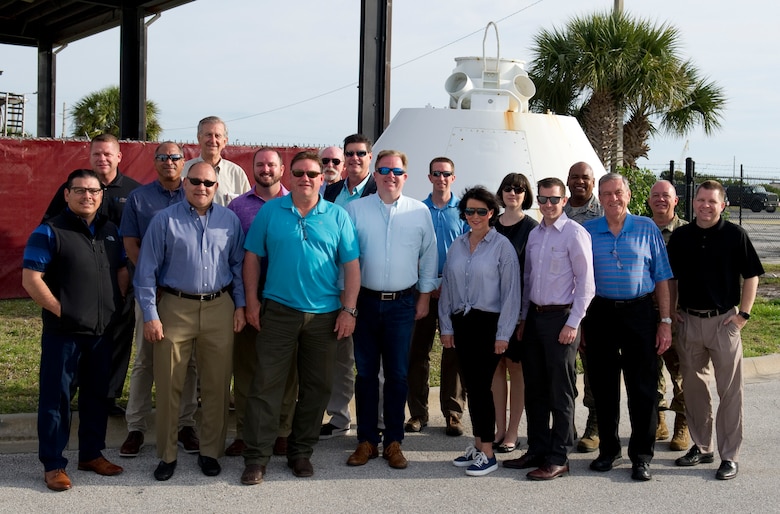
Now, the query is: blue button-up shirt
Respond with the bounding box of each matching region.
[119,179,185,239]
[346,193,438,293]
[134,201,246,322]
[423,193,468,279]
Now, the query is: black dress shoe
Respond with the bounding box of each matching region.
[716,460,738,480]
[631,462,651,481]
[675,445,715,467]
[154,460,177,481]
[198,455,221,477]
[503,452,544,469]
[589,453,622,472]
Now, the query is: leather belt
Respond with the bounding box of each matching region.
[161,286,228,302]
[682,306,732,318]
[594,293,651,308]
[360,286,416,301]
[532,303,572,313]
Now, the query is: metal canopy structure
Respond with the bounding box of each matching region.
[0,0,193,139]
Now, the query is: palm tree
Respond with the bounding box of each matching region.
[528,11,726,170]
[70,85,162,141]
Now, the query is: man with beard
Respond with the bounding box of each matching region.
[319,146,345,193]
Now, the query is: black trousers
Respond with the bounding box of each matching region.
[522,308,578,466]
[582,295,658,465]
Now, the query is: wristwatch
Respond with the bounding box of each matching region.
[660,317,672,325]
[738,311,751,320]
[341,306,358,318]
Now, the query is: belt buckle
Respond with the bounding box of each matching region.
[380,292,395,301]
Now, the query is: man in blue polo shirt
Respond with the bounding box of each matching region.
[240,150,360,485]
[582,173,673,482]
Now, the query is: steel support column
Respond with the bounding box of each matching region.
[358,0,392,142]
[119,6,147,140]
[36,40,55,137]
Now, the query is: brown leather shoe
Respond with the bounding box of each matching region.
[527,463,570,480]
[177,426,200,454]
[273,436,288,456]
[445,415,464,437]
[382,441,408,469]
[346,441,379,466]
[44,469,71,491]
[287,457,314,477]
[241,464,266,485]
[77,456,123,476]
[119,430,144,457]
[503,452,544,469]
[404,416,428,433]
[225,438,247,457]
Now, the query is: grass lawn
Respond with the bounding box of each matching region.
[2,265,779,414]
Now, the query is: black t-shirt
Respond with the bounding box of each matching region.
[495,214,538,291]
[667,218,764,310]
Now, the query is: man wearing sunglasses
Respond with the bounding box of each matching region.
[323,133,377,205]
[118,142,199,459]
[345,150,438,470]
[135,162,246,481]
[240,151,360,485]
[405,157,467,437]
[182,116,250,206]
[42,133,141,422]
[319,146,345,193]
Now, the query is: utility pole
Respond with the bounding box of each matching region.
[614,0,623,12]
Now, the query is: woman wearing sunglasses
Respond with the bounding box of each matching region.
[490,173,538,454]
[439,186,521,476]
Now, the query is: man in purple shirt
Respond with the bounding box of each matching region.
[504,177,595,480]
[225,148,294,458]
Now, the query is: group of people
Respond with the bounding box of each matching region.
[23,118,763,491]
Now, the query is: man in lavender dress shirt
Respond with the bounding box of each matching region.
[504,177,595,480]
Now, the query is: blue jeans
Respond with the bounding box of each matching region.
[38,331,111,471]
[353,292,416,446]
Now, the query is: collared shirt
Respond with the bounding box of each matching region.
[334,174,371,207]
[43,170,141,226]
[119,179,185,239]
[584,214,672,300]
[654,214,688,245]
[423,193,468,278]
[346,193,438,293]
[523,212,595,328]
[564,194,604,225]
[228,184,289,235]
[183,156,250,207]
[134,201,246,322]
[245,195,359,313]
[438,228,521,341]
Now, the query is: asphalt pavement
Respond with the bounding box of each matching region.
[1,355,780,513]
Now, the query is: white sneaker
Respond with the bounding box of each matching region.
[465,452,498,476]
[452,445,478,467]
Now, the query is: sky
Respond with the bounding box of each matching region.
[1,0,779,179]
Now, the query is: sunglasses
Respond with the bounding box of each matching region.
[431,171,453,178]
[376,167,406,176]
[291,169,322,178]
[321,158,341,166]
[187,177,217,187]
[464,207,489,217]
[503,185,526,194]
[155,154,184,162]
[345,150,368,157]
[537,195,563,205]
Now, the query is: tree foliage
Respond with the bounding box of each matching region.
[619,166,657,217]
[70,85,162,141]
[529,11,726,170]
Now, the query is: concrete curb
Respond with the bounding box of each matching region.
[2,354,778,455]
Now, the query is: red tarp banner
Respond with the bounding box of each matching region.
[0,138,313,299]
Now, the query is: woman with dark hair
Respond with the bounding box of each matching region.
[491,172,538,453]
[439,186,521,476]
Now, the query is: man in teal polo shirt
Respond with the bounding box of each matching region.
[240,150,361,485]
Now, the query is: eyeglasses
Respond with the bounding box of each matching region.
[291,169,322,178]
[345,150,368,157]
[537,195,563,205]
[155,154,184,162]
[431,171,453,178]
[321,158,341,166]
[187,177,217,187]
[503,185,526,194]
[376,167,406,176]
[464,207,489,217]
[69,187,103,196]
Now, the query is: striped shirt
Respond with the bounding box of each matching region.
[583,214,672,300]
